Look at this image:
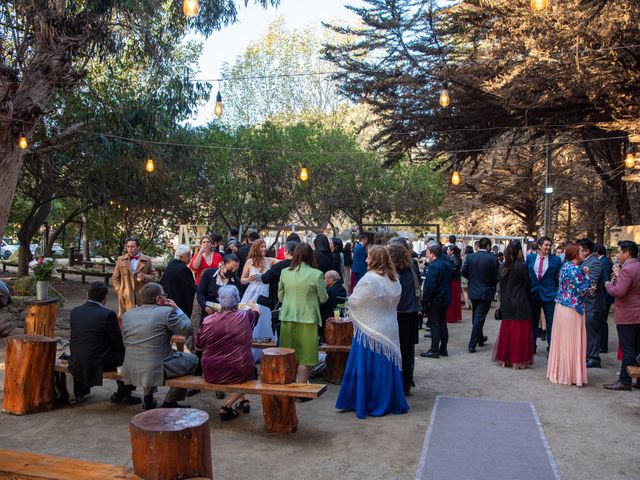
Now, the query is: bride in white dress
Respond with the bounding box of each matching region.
[240,239,278,361]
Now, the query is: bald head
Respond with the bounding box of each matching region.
[324,270,341,288]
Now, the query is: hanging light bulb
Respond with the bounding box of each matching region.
[299,166,309,182]
[451,169,461,186]
[18,132,28,150]
[531,0,549,11]
[146,157,155,173]
[439,82,450,108]
[214,89,223,117]
[625,147,636,168]
[183,0,199,17]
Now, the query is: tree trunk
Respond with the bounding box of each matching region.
[260,347,298,433]
[0,149,26,242]
[82,212,90,260]
[24,298,58,337]
[324,319,354,384]
[260,348,297,384]
[129,408,213,480]
[2,334,58,415]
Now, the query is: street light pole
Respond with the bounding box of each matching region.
[543,131,553,237]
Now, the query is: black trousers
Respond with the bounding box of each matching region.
[600,302,612,352]
[617,323,640,385]
[585,310,602,364]
[397,312,420,392]
[530,296,555,351]
[74,349,134,398]
[428,304,448,353]
[469,300,491,349]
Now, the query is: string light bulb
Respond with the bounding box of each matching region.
[451,169,461,186]
[146,157,155,173]
[299,166,309,182]
[439,82,450,108]
[625,147,636,168]
[183,0,199,17]
[18,133,28,150]
[531,0,548,11]
[214,89,223,117]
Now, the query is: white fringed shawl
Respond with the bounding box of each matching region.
[348,271,402,369]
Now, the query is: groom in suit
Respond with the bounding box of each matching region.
[461,237,499,353]
[577,238,605,368]
[526,236,562,352]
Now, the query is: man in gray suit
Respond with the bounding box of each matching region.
[577,238,605,368]
[122,282,199,409]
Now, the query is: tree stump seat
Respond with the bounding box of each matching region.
[3,334,58,415]
[130,408,213,480]
[324,318,354,384]
[24,298,58,337]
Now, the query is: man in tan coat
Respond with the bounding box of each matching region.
[112,237,156,319]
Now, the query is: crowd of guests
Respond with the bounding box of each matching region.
[62,229,640,426]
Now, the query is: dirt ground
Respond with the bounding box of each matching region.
[0,273,638,480]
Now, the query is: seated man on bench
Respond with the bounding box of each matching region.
[122,283,199,410]
[68,281,140,404]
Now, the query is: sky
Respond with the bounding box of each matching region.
[189,0,364,125]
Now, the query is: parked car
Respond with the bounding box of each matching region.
[51,244,64,256]
[1,239,19,260]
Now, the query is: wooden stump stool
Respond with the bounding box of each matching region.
[24,298,58,337]
[3,334,58,415]
[260,347,298,433]
[324,319,354,384]
[130,408,212,480]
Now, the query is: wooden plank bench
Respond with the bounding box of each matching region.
[54,361,326,433]
[170,335,351,353]
[627,365,640,380]
[58,268,112,285]
[0,448,142,479]
[80,260,116,272]
[1,260,18,272]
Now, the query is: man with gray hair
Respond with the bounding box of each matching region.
[160,244,196,318]
[122,282,199,409]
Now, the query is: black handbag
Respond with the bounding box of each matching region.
[494,308,502,320]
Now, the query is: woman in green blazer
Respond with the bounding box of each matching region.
[278,242,328,383]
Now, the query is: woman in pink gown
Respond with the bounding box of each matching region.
[547,243,591,386]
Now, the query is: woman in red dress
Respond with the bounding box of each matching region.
[189,235,223,286]
[493,240,534,369]
[446,245,462,323]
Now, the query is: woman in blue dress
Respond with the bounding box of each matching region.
[336,245,409,419]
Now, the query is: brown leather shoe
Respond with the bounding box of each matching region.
[603,382,632,391]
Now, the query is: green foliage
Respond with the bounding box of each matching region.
[30,258,56,281]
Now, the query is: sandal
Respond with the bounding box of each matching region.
[234,399,250,413]
[219,405,239,421]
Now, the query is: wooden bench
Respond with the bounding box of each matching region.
[80,260,116,272]
[627,365,640,380]
[170,335,351,353]
[1,260,18,272]
[0,448,142,479]
[54,361,326,433]
[58,268,112,285]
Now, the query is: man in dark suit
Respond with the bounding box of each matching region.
[260,241,297,336]
[160,244,196,318]
[68,281,140,404]
[420,244,452,358]
[236,230,260,295]
[577,238,605,368]
[595,243,614,353]
[461,237,499,353]
[526,236,562,352]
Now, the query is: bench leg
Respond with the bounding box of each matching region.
[261,395,298,433]
[325,352,349,384]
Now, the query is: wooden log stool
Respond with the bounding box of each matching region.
[24,298,58,337]
[260,347,298,433]
[324,318,354,384]
[3,334,58,414]
[129,408,213,480]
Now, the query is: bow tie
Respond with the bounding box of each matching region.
[130,255,139,260]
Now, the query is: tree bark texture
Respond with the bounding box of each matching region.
[260,347,297,384]
[129,408,213,480]
[324,319,354,384]
[24,298,57,337]
[2,334,57,415]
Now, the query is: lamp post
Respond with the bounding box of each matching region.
[542,131,553,237]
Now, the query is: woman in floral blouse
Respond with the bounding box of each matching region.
[547,243,591,386]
